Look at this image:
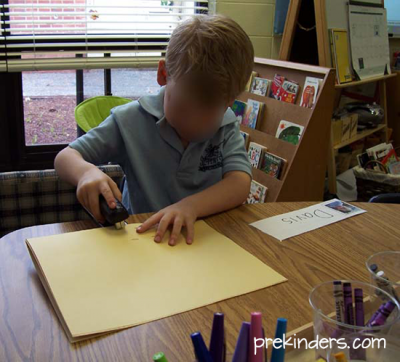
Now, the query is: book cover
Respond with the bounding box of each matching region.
[248,142,266,168]
[279,79,300,104]
[300,77,320,108]
[240,131,250,150]
[243,99,263,129]
[250,77,271,96]
[331,29,352,84]
[269,74,285,100]
[246,180,268,204]
[276,120,305,145]
[261,152,285,179]
[389,161,400,175]
[231,100,247,124]
[245,71,259,92]
[357,152,371,168]
[382,148,399,165]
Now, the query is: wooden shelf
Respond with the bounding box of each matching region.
[335,73,397,89]
[333,124,386,150]
[240,125,297,165]
[240,58,336,202]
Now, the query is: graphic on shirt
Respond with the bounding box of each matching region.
[199,140,226,172]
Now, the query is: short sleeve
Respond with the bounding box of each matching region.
[69,113,125,165]
[222,122,252,177]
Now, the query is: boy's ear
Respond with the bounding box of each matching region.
[157,60,168,86]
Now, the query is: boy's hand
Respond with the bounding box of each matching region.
[76,167,122,223]
[136,199,197,246]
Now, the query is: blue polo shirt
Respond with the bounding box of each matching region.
[69,86,252,214]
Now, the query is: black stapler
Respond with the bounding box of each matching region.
[84,195,129,230]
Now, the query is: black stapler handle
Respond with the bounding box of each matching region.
[99,195,129,228]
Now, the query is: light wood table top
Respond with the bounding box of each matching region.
[1,202,400,361]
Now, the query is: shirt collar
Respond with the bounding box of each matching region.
[138,86,166,120]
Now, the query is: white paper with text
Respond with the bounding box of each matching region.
[250,199,366,241]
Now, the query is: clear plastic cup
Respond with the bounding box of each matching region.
[327,333,400,361]
[309,280,400,359]
[366,251,400,303]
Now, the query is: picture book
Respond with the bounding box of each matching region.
[261,152,285,179]
[269,74,285,100]
[245,71,259,92]
[248,142,266,169]
[279,79,300,104]
[250,77,271,96]
[240,131,250,150]
[246,180,268,204]
[382,148,399,166]
[243,99,263,129]
[330,29,352,84]
[364,143,395,171]
[276,120,305,145]
[231,100,247,124]
[300,77,320,108]
[367,143,393,161]
[389,161,400,175]
[357,152,371,168]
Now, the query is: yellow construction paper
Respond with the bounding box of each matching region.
[26,221,286,343]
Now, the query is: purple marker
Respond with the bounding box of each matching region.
[333,281,345,324]
[366,303,386,326]
[354,289,364,326]
[368,301,396,327]
[352,289,366,361]
[232,322,250,362]
[209,313,225,362]
[343,283,354,325]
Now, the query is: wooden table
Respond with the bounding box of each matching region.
[1,202,400,361]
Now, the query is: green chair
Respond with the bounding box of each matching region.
[74,96,131,193]
[75,96,131,133]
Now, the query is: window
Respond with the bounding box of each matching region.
[0,1,209,170]
[22,69,77,145]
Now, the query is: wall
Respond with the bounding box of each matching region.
[211,0,282,59]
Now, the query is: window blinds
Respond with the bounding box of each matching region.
[0,0,208,72]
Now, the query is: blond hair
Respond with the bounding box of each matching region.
[165,14,254,104]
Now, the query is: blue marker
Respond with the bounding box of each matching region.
[232,322,250,362]
[209,313,225,362]
[191,332,213,362]
[271,318,287,362]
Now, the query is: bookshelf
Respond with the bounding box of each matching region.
[387,70,400,148]
[238,57,336,202]
[326,74,396,194]
[333,124,386,150]
[279,0,397,195]
[334,73,397,89]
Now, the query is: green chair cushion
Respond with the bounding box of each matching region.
[75,96,132,133]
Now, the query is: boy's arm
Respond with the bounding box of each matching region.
[183,170,251,218]
[136,171,250,246]
[55,146,97,186]
[55,112,125,222]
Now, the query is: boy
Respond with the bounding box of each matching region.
[55,14,254,246]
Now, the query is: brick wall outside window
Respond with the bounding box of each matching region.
[9,0,86,34]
